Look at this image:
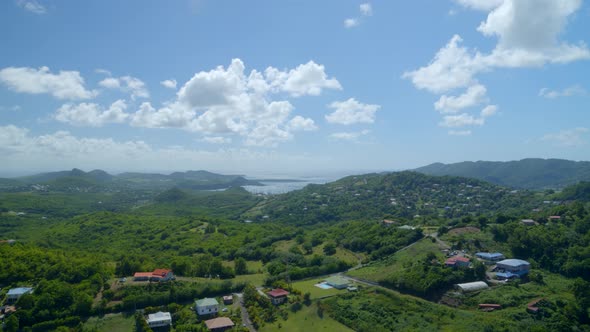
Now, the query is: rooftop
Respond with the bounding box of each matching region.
[446,256,470,263]
[498,259,530,267]
[205,317,235,330]
[267,288,290,298]
[196,298,219,307]
[147,311,171,323]
[7,287,33,296]
[325,276,350,286]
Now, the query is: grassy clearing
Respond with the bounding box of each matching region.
[291,277,346,300]
[83,313,134,332]
[259,301,353,332]
[348,238,444,282]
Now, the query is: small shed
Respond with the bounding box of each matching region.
[223,295,233,305]
[455,281,488,293]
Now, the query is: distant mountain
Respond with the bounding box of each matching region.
[414,158,590,189]
[0,169,261,192]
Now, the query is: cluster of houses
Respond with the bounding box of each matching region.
[144,296,236,330]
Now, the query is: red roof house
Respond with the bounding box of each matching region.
[133,269,174,282]
[445,256,470,268]
[267,288,289,305]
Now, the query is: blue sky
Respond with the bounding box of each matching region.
[1,0,589,176]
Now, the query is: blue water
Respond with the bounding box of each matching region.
[242,177,334,194]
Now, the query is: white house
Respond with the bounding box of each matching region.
[195,298,219,316]
[146,311,172,328]
[6,287,33,304]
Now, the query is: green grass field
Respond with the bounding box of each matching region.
[291,277,346,299]
[259,302,353,332]
[83,313,135,332]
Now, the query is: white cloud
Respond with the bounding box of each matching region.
[449,130,472,136]
[480,105,498,117]
[99,75,149,100]
[325,98,380,125]
[160,79,177,89]
[439,113,485,128]
[344,18,359,28]
[0,66,97,100]
[95,69,112,76]
[55,100,129,127]
[330,130,370,141]
[287,116,318,131]
[434,84,488,113]
[539,85,586,99]
[200,136,232,144]
[360,3,373,16]
[541,127,588,147]
[0,125,327,174]
[405,0,589,133]
[453,0,503,11]
[16,0,46,14]
[131,59,339,147]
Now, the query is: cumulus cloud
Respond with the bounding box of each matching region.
[325,98,380,125]
[539,85,586,99]
[16,0,46,14]
[434,84,488,113]
[448,130,472,136]
[330,130,370,141]
[55,100,129,127]
[439,113,485,128]
[0,66,97,100]
[404,0,589,133]
[160,79,177,89]
[131,59,339,147]
[480,105,498,117]
[344,18,359,28]
[541,127,588,147]
[99,75,149,100]
[360,3,373,16]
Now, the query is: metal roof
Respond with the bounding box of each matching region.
[7,287,33,296]
[196,297,219,307]
[147,311,171,323]
[455,281,488,292]
[497,259,530,267]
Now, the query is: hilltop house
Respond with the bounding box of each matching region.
[133,269,174,282]
[205,317,235,331]
[6,287,33,304]
[267,289,289,305]
[381,219,397,227]
[146,312,172,328]
[445,256,470,268]
[196,298,219,316]
[521,219,537,226]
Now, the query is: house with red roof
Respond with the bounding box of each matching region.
[133,269,174,282]
[267,288,289,305]
[445,256,470,268]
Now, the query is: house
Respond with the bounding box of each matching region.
[478,304,502,311]
[496,259,531,277]
[325,276,350,289]
[6,287,33,304]
[398,225,415,230]
[133,269,175,282]
[455,281,488,293]
[527,298,543,313]
[195,298,219,316]
[445,256,470,268]
[146,311,172,328]
[267,288,289,305]
[222,295,233,305]
[521,219,537,226]
[382,219,397,226]
[476,252,505,263]
[548,216,561,221]
[205,317,235,331]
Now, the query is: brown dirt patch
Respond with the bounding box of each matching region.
[449,226,481,235]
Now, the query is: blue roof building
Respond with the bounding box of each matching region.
[496,259,530,276]
[476,252,505,261]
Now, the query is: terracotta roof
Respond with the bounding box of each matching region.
[267,288,289,298]
[152,269,172,277]
[134,272,153,278]
[527,298,542,313]
[549,216,561,219]
[205,317,234,330]
[446,256,470,264]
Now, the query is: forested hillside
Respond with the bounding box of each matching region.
[414,158,590,189]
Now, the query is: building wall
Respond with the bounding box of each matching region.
[148,319,171,327]
[197,304,219,316]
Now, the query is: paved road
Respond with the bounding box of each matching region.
[234,293,256,332]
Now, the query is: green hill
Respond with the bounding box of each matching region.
[414,158,590,189]
[248,171,540,225]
